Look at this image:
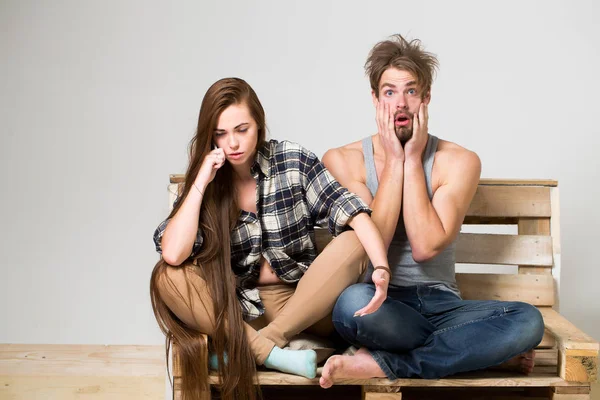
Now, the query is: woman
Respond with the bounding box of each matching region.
[150,77,391,400]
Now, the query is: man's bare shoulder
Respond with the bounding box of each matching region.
[434,139,481,187]
[322,138,370,182]
[324,138,369,165]
[436,139,480,167]
[330,137,366,155]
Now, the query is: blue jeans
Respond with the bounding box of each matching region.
[332,283,545,379]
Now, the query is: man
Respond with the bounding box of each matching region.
[319,35,544,388]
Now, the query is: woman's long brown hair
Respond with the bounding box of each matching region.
[150,77,267,400]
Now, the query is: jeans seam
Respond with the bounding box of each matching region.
[432,309,507,335]
[424,304,506,319]
[367,349,397,380]
[333,318,389,351]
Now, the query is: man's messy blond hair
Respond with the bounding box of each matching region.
[366,34,439,99]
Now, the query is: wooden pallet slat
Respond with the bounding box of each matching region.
[169,349,573,388]
[456,233,553,266]
[541,308,599,383]
[467,186,551,218]
[518,217,552,274]
[456,273,555,306]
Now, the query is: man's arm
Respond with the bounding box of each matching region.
[402,148,481,262]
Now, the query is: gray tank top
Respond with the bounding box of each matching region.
[362,135,460,296]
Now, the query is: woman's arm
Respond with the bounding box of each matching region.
[298,146,390,315]
[346,212,391,316]
[160,148,226,266]
[160,183,206,266]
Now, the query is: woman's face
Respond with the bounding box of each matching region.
[213,103,259,168]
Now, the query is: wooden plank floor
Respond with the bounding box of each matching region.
[0,344,165,400]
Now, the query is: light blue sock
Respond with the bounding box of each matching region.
[263,347,317,379]
[208,352,228,370]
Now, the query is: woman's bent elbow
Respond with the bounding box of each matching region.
[162,250,185,266]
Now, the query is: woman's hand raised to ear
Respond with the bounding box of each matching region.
[196,147,226,187]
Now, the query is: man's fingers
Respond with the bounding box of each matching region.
[413,109,420,133]
[387,103,394,134]
[376,100,385,133]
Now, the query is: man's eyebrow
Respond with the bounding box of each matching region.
[214,122,249,132]
[380,81,419,89]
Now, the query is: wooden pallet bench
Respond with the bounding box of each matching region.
[167,177,598,399]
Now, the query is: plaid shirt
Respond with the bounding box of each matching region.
[154,140,371,321]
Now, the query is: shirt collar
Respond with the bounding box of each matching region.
[251,140,272,177]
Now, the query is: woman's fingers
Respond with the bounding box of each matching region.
[211,148,225,166]
[353,289,385,316]
[353,272,389,317]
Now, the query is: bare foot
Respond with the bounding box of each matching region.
[319,348,386,389]
[494,350,536,374]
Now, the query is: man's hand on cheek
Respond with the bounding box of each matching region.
[375,99,404,163]
[404,103,429,162]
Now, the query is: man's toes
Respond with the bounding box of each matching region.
[319,357,338,389]
[525,350,535,359]
[521,358,535,374]
[320,377,333,389]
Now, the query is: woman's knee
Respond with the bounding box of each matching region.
[157,264,214,332]
[321,231,369,272]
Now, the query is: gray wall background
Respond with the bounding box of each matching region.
[1,0,598,345]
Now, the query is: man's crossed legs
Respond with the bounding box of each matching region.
[320,283,544,387]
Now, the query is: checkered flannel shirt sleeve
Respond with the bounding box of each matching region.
[237,287,263,321]
[153,197,204,257]
[301,151,371,236]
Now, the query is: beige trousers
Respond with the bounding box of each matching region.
[159,230,368,365]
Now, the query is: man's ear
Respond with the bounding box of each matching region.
[423,90,432,105]
[371,90,379,107]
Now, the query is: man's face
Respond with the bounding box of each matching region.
[372,68,430,143]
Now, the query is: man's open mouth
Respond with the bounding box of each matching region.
[395,114,410,125]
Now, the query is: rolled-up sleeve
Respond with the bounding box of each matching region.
[153,198,204,256]
[301,151,371,237]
